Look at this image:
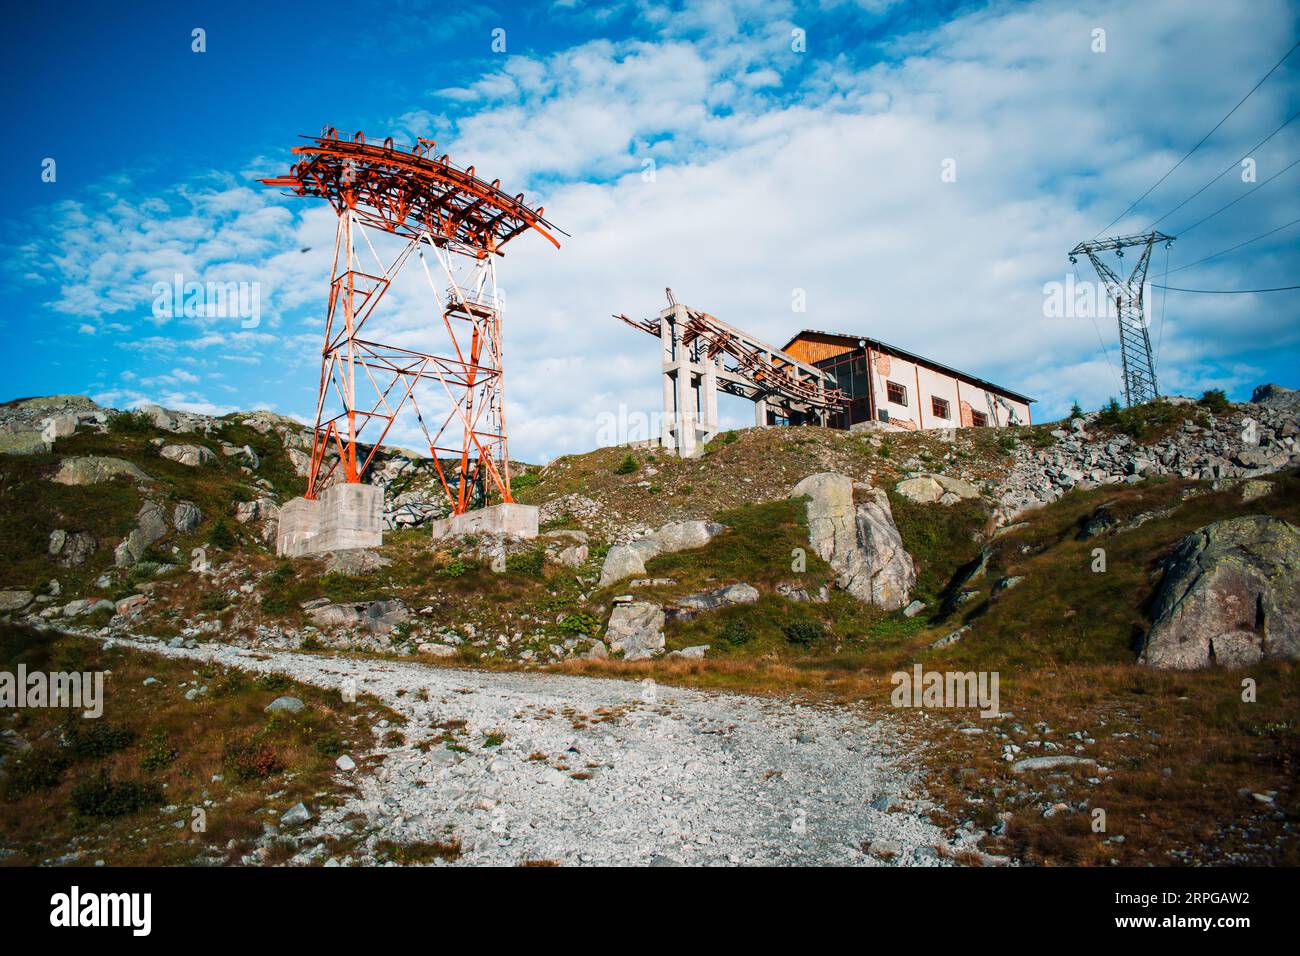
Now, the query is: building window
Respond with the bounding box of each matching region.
[886,380,907,406]
[970,410,988,427]
[931,396,950,419]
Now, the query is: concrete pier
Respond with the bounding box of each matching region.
[427,502,539,541]
[276,483,383,557]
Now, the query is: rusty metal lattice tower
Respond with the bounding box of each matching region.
[262,128,561,513]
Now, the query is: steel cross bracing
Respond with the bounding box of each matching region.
[262,129,559,513]
[1070,231,1174,407]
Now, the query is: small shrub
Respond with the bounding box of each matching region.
[439,559,472,579]
[1097,397,1123,427]
[299,633,322,651]
[222,739,284,782]
[106,410,155,435]
[878,438,893,459]
[260,592,291,614]
[70,771,163,818]
[997,433,1018,454]
[719,618,756,646]
[199,591,230,613]
[1199,389,1230,413]
[511,472,541,491]
[782,621,825,647]
[208,518,235,550]
[558,612,599,636]
[312,734,344,759]
[374,838,461,863]
[1069,401,1084,419]
[613,454,638,475]
[63,721,136,760]
[255,673,292,692]
[139,733,179,773]
[505,549,544,576]
[2,748,69,796]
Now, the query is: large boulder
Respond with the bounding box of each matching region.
[172,501,203,533]
[597,519,727,587]
[1251,383,1300,415]
[649,520,726,553]
[0,427,49,455]
[160,444,215,467]
[791,473,916,610]
[306,599,409,634]
[52,456,151,485]
[1139,516,1300,669]
[605,601,666,660]
[0,591,34,612]
[669,583,760,620]
[114,501,169,567]
[895,473,981,506]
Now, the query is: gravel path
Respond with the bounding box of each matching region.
[109,636,954,866]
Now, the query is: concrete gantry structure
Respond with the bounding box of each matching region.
[616,290,1036,457]
[618,291,843,457]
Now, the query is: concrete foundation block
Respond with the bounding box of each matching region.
[276,483,383,557]
[428,502,539,541]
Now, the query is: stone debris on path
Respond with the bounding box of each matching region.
[100,635,960,867]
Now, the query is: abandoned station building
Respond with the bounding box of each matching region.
[780,329,1035,431]
[617,297,1035,457]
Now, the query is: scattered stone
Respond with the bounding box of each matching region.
[902,599,926,618]
[48,530,96,568]
[1240,480,1274,503]
[335,755,356,773]
[280,802,313,826]
[0,591,34,612]
[265,696,305,714]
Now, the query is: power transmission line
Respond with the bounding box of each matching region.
[1175,155,1300,236]
[1095,38,1300,237]
[1146,109,1300,229]
[1166,214,1300,274]
[1150,283,1300,293]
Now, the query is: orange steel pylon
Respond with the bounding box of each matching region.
[261,128,561,513]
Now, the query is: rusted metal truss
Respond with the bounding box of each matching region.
[615,306,845,411]
[262,128,560,511]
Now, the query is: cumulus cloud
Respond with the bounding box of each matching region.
[6,0,1299,463]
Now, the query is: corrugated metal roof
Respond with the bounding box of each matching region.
[781,329,1036,404]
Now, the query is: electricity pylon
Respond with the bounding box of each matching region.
[1070,231,1174,406]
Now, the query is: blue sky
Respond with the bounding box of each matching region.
[2,0,1298,462]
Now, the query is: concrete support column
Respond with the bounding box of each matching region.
[675,363,697,457]
[702,356,718,442]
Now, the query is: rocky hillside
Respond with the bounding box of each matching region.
[3,385,1299,866]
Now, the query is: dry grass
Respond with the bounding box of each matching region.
[0,623,397,866]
